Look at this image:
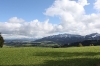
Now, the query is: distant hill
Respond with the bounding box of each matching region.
[34,33,100,45]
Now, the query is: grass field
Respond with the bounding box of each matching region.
[0,46,100,66]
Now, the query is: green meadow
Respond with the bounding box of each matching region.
[0,46,100,66]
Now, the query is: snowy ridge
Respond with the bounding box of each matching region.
[35,33,100,44]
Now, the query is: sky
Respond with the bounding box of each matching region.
[0,0,100,39]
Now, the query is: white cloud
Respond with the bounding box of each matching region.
[45,0,86,16]
[0,17,56,39]
[78,0,89,6]
[45,0,100,35]
[94,0,100,12]
[8,17,25,23]
[45,0,87,34]
[1,0,100,39]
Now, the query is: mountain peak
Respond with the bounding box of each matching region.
[85,33,100,38]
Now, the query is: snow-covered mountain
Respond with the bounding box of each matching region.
[48,34,82,38]
[35,33,100,44]
[85,33,100,39]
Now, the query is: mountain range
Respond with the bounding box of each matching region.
[34,33,100,45]
[4,33,100,47]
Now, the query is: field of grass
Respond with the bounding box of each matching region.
[0,46,100,66]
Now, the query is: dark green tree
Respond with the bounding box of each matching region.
[0,33,4,48]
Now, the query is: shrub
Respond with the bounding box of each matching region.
[78,43,83,47]
[90,44,94,46]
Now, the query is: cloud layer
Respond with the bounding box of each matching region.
[1,0,100,39]
[0,17,56,39]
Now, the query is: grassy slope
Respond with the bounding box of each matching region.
[0,46,100,66]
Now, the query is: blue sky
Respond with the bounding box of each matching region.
[0,0,96,23]
[0,0,100,39]
[84,0,96,14]
[0,0,97,22]
[0,0,59,24]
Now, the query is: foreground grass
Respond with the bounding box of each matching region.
[0,46,100,66]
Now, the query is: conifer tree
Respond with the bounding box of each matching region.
[0,33,4,48]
